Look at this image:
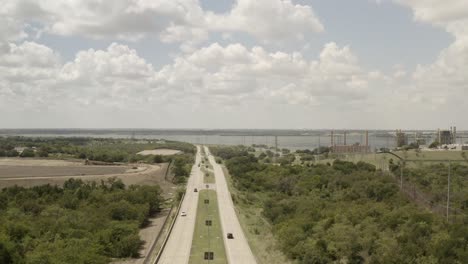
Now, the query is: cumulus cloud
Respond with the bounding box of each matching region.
[0,42,61,112]
[0,0,324,48]
[0,42,60,85]
[388,0,468,110]
[394,0,468,37]
[1,41,382,113]
[206,0,324,41]
[151,42,379,108]
[0,42,160,112]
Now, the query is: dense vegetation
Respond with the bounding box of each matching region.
[211,146,467,264]
[0,136,195,162]
[0,178,163,264]
[390,161,468,214]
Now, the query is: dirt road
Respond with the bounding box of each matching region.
[158,146,203,264]
[205,146,257,264]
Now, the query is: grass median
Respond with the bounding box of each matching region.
[189,190,227,264]
[201,156,215,184]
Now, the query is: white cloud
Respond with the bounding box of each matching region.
[40,0,206,41]
[388,0,468,110]
[0,42,60,83]
[0,42,160,112]
[0,0,324,48]
[206,0,324,41]
[154,42,376,107]
[1,41,380,115]
[394,0,468,37]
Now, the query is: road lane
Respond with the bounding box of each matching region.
[158,146,202,264]
[205,146,257,264]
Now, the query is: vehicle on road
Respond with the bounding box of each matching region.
[194,188,198,192]
[181,212,187,217]
[227,233,234,239]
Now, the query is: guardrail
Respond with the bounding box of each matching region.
[142,205,174,264]
[151,192,186,264]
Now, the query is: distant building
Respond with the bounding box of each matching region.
[396,129,407,147]
[330,144,371,153]
[438,126,456,145]
[330,130,370,153]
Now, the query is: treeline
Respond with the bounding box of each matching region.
[214,146,467,264]
[0,136,195,162]
[0,178,163,264]
[171,154,195,183]
[390,161,468,213]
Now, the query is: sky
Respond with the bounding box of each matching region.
[0,0,467,130]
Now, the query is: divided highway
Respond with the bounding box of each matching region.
[158,146,203,264]
[205,146,257,264]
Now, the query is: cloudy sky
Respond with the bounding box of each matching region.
[1,0,467,129]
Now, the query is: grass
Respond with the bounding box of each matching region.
[189,190,227,264]
[222,166,295,264]
[203,170,215,184]
[393,150,468,161]
[200,162,215,184]
[307,150,468,170]
[201,154,215,184]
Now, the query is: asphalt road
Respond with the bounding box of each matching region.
[158,146,203,264]
[205,146,257,264]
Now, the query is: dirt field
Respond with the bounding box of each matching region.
[137,149,181,156]
[0,165,128,178]
[0,158,175,192]
[0,158,83,167]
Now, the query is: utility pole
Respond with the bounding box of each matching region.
[275,136,278,163]
[317,134,321,163]
[400,162,403,189]
[447,161,451,222]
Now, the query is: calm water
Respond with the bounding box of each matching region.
[1,129,455,151]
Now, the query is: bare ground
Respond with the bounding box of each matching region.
[0,165,128,178]
[137,149,181,156]
[0,158,174,191]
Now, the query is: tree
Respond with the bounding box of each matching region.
[19,148,35,158]
[5,150,19,157]
[152,155,163,163]
[37,147,49,157]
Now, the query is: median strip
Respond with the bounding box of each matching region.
[189,190,227,264]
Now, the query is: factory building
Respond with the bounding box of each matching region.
[396,129,407,147]
[437,126,457,145]
[329,130,370,153]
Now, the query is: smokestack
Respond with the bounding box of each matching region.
[331,130,334,146]
[454,126,457,144]
[365,130,369,146]
[344,131,347,145]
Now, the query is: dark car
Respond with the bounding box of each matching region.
[194,188,198,192]
[227,233,234,239]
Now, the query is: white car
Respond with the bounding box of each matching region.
[181,212,187,217]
